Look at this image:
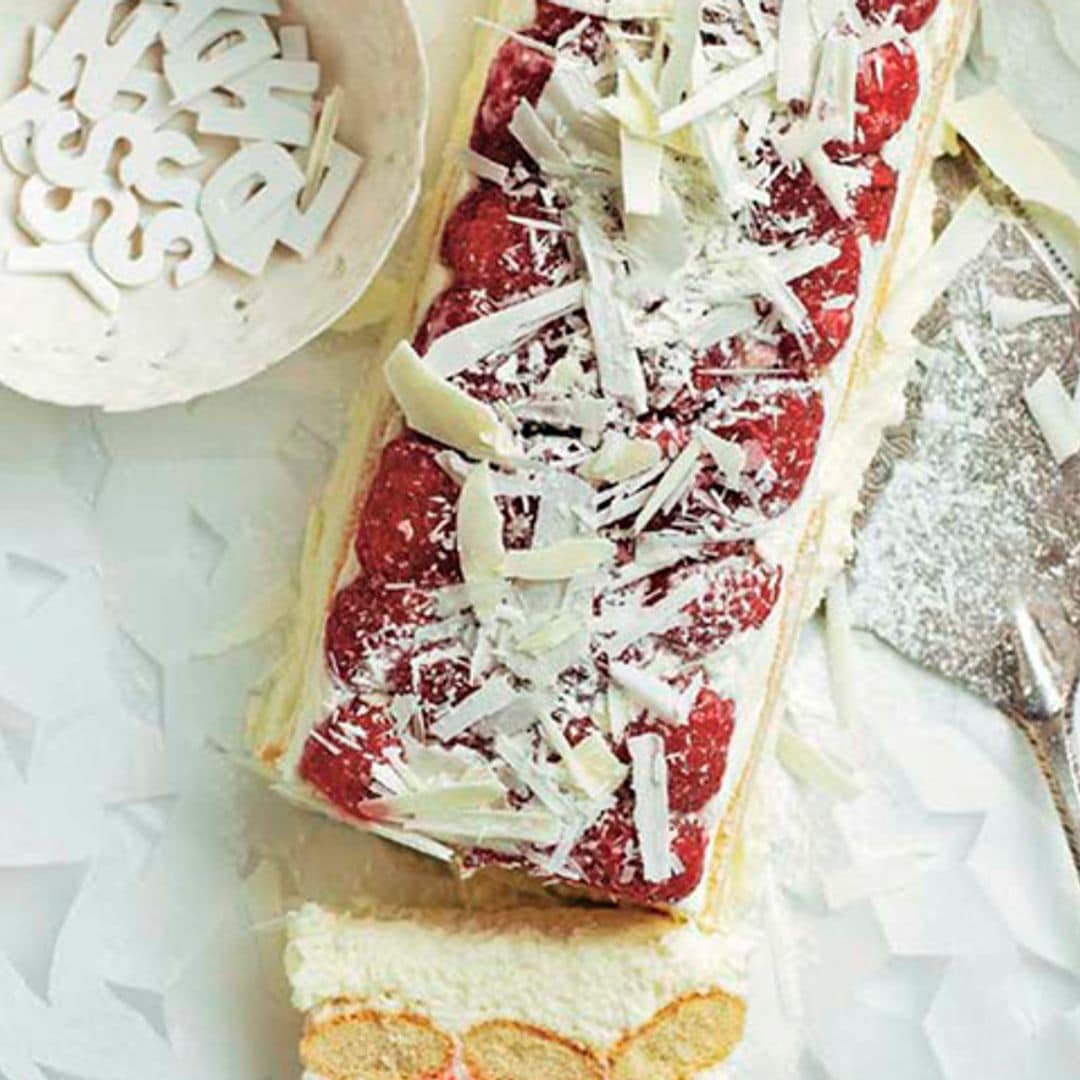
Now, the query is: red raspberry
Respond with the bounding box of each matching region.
[754,159,844,246]
[354,434,461,587]
[755,154,897,246]
[775,230,861,374]
[413,654,476,736]
[414,290,576,406]
[857,0,941,32]
[710,383,825,517]
[570,798,709,905]
[532,1,589,41]
[299,701,401,820]
[531,1,607,55]
[471,39,554,166]
[647,547,783,660]
[828,42,920,156]
[325,576,433,691]
[413,287,496,356]
[674,339,791,420]
[624,689,736,813]
[442,184,571,302]
[852,156,899,243]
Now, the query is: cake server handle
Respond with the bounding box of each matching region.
[1009,599,1080,883]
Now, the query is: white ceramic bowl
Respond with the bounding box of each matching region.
[0,0,428,410]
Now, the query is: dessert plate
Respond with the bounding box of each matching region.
[0,0,428,411]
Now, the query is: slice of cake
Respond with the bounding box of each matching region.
[250,0,974,920]
[287,903,746,1080]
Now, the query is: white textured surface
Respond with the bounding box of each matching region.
[1,3,1080,1078]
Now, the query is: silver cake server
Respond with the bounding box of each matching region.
[850,148,1080,880]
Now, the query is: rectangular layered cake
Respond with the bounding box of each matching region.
[250,0,973,921]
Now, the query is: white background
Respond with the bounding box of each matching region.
[1,2,1079,1078]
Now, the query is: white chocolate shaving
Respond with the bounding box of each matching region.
[880,191,1000,345]
[430,677,520,742]
[611,662,682,722]
[426,283,585,378]
[606,682,634,741]
[658,0,700,110]
[948,88,1080,254]
[688,301,759,349]
[989,296,1073,332]
[578,223,648,413]
[776,0,817,103]
[457,463,507,618]
[461,147,511,187]
[503,538,616,581]
[385,342,519,462]
[628,733,673,882]
[776,725,861,799]
[633,438,701,534]
[509,99,573,173]
[804,148,867,219]
[581,433,662,484]
[565,731,628,799]
[515,611,583,656]
[657,45,777,135]
[699,429,748,488]
[367,782,506,820]
[1023,368,1080,465]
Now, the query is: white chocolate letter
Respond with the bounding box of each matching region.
[159,0,282,51]
[32,0,171,120]
[194,59,320,146]
[280,142,362,259]
[7,242,121,312]
[162,13,278,104]
[93,206,215,288]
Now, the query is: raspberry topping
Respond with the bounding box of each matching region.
[441,183,571,302]
[326,576,433,692]
[856,0,941,32]
[413,654,477,736]
[570,798,708,904]
[709,383,826,517]
[354,434,461,587]
[776,230,862,373]
[852,156,899,243]
[471,39,554,166]
[648,549,783,660]
[754,159,845,247]
[460,314,592,407]
[532,1,591,42]
[299,701,401,819]
[309,0,934,909]
[625,689,736,813]
[674,337,793,421]
[413,287,496,356]
[755,153,898,247]
[532,2,607,56]
[827,42,920,156]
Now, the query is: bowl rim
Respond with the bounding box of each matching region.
[0,0,431,412]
